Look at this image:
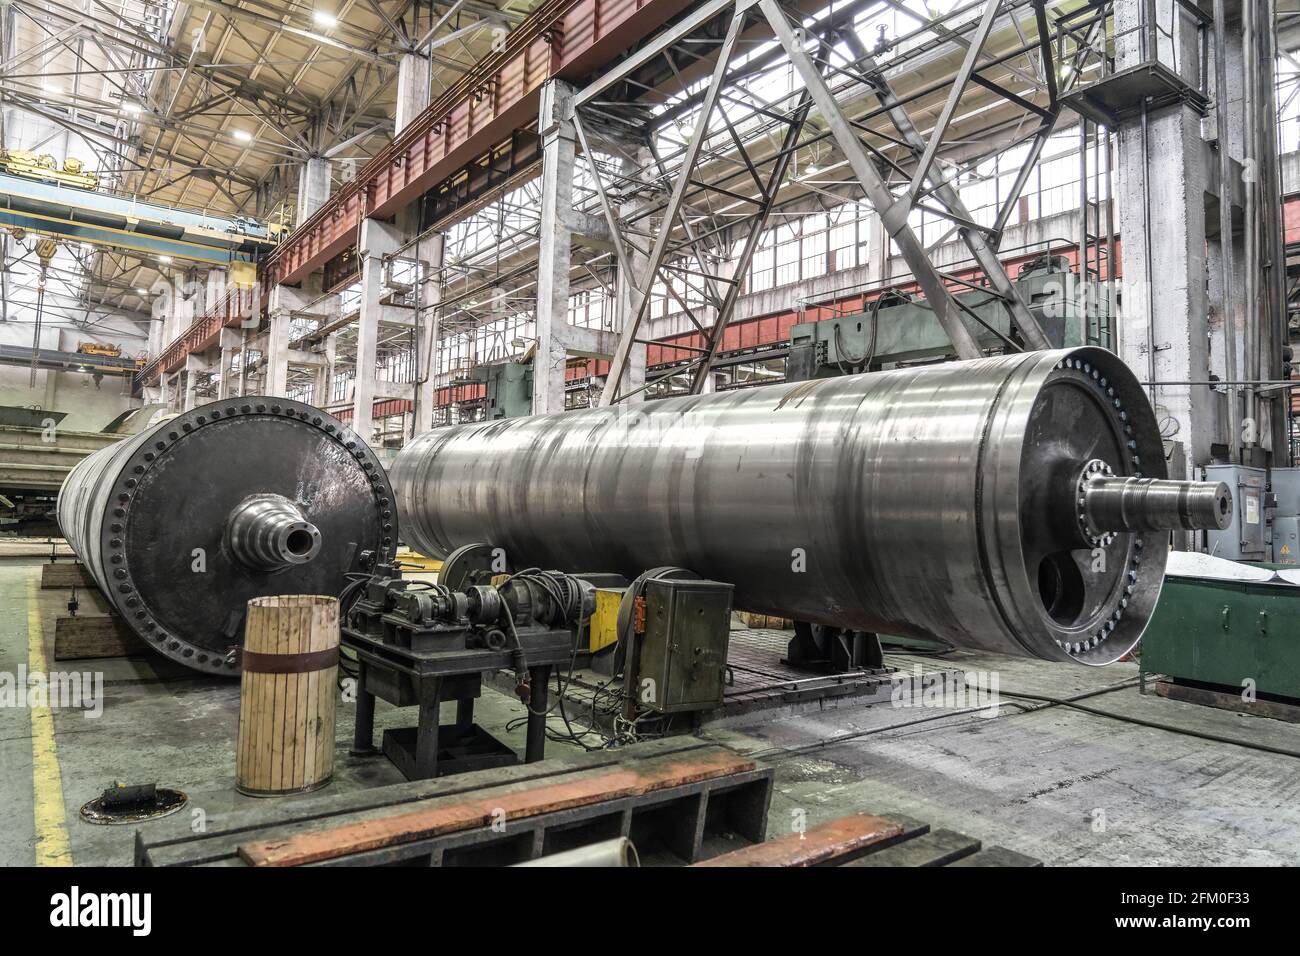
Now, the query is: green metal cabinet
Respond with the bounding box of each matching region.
[637,578,734,714]
[1141,574,1300,701]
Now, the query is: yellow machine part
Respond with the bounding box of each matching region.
[77,341,122,357]
[588,588,625,653]
[229,260,258,289]
[394,546,442,572]
[0,148,99,190]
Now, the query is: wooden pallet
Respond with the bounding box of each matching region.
[136,739,774,867]
[695,812,1041,867]
[53,614,148,661]
[1149,678,1300,724]
[40,561,95,589]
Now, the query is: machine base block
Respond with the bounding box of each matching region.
[382,724,519,781]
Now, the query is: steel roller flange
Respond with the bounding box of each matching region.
[58,397,396,675]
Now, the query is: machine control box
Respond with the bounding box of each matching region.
[636,578,734,714]
[1201,464,1268,561]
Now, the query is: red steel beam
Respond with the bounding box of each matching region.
[334,398,414,422]
[138,286,258,385]
[264,0,693,289]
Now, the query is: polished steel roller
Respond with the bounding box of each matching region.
[58,397,396,674]
[393,347,1228,665]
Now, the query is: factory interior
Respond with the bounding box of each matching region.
[1,0,1299,898]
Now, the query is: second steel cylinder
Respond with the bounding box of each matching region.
[393,347,1226,665]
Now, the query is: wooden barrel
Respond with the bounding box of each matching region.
[235,595,339,796]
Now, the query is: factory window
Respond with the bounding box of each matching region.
[773,222,799,287]
[750,245,775,293]
[569,289,612,330]
[828,206,860,272]
[801,214,828,281]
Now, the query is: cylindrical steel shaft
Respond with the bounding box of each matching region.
[58,397,395,674]
[393,348,1228,665]
[1083,473,1232,534]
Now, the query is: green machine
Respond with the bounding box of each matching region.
[1140,555,1300,707]
[469,360,533,420]
[787,256,1112,379]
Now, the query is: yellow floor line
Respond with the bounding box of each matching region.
[27,574,72,866]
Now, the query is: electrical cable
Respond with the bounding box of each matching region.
[833,292,882,375]
[993,686,1300,761]
[744,675,1300,765]
[744,678,1142,763]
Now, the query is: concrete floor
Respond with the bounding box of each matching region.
[4,555,1300,866]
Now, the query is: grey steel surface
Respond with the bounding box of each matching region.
[1270,466,1300,517]
[394,347,1227,666]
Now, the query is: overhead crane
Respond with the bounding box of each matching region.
[0,149,279,269]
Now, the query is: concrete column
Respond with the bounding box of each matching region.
[355,218,405,439]
[297,157,331,224]
[611,147,650,405]
[265,312,291,396]
[314,334,337,407]
[163,285,186,346]
[158,372,174,409]
[147,314,166,357]
[1114,4,1213,475]
[414,233,445,435]
[611,274,647,404]
[530,81,629,414]
[183,354,209,410]
[396,52,431,133]
[533,80,579,415]
[216,328,241,400]
[265,278,327,398]
[1205,10,1258,461]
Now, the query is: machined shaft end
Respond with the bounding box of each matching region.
[1076,459,1232,539]
[227,494,321,570]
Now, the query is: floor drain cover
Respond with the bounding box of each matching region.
[80,783,188,825]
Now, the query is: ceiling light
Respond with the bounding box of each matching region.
[924,0,960,16]
[43,82,60,94]
[121,100,142,113]
[158,256,172,264]
[232,129,252,143]
[136,287,149,295]
[312,10,337,27]
[806,164,819,175]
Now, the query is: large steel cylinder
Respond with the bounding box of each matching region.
[393,347,1228,665]
[58,397,396,674]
